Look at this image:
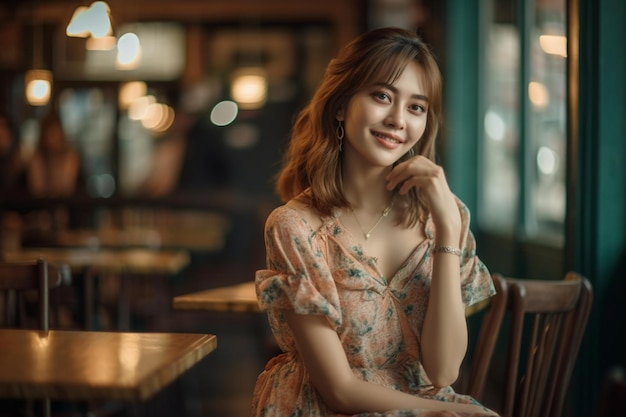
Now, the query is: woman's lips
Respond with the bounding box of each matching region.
[372,130,402,149]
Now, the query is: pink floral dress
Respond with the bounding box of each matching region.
[253,198,496,417]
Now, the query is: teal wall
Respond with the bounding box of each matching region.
[444,0,480,220]
[574,0,626,415]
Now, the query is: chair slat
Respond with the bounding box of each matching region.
[465,275,509,399]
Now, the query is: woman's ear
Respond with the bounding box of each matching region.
[336,107,345,122]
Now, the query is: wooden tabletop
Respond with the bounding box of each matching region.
[0,329,217,401]
[53,227,226,252]
[173,281,260,313]
[1,248,190,275]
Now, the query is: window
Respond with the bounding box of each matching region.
[479,0,567,245]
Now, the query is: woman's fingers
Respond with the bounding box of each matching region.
[386,156,448,198]
[392,174,436,196]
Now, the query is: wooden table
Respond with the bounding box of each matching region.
[172,282,274,366]
[173,281,259,313]
[1,248,189,275]
[20,209,231,253]
[52,227,226,252]
[0,329,217,401]
[1,248,190,330]
[172,280,489,317]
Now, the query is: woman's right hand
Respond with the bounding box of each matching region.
[386,155,461,240]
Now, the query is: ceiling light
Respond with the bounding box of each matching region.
[230,68,267,110]
[25,69,53,106]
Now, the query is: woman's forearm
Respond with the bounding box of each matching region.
[421,236,468,386]
[328,376,493,415]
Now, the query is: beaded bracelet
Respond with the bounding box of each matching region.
[433,245,462,256]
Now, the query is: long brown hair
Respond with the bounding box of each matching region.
[276,27,443,227]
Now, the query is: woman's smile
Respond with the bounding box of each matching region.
[372,130,403,148]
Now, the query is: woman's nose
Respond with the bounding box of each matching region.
[384,106,405,129]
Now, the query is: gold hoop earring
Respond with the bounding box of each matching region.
[336,121,344,151]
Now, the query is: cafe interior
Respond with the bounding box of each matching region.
[0,0,624,416]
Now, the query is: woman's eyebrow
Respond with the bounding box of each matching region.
[372,82,429,102]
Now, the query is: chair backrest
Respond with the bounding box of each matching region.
[469,272,593,417]
[0,258,62,331]
[465,274,509,399]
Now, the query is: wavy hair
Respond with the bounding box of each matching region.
[276,27,443,227]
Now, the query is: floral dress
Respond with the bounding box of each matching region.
[253,198,496,417]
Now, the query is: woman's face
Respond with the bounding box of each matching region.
[339,61,429,168]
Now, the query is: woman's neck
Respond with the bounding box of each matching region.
[341,165,394,212]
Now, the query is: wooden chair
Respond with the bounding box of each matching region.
[0,258,63,332]
[464,274,509,399]
[467,272,593,417]
[0,258,63,417]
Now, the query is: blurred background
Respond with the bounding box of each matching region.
[0,0,624,417]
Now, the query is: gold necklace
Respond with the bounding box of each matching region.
[351,198,394,240]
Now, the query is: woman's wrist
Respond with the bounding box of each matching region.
[432,245,462,257]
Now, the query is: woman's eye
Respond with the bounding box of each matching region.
[374,92,390,101]
[410,104,426,113]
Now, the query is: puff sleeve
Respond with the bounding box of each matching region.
[256,206,343,332]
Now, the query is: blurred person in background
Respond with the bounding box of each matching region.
[22,108,82,237]
[26,108,80,198]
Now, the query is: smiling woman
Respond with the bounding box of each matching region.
[252,27,499,417]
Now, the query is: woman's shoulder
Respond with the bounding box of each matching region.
[266,197,325,234]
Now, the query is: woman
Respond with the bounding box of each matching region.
[253,27,499,417]
[27,109,80,198]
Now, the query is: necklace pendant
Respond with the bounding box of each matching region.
[350,196,395,242]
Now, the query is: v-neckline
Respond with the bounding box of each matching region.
[329,213,430,285]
